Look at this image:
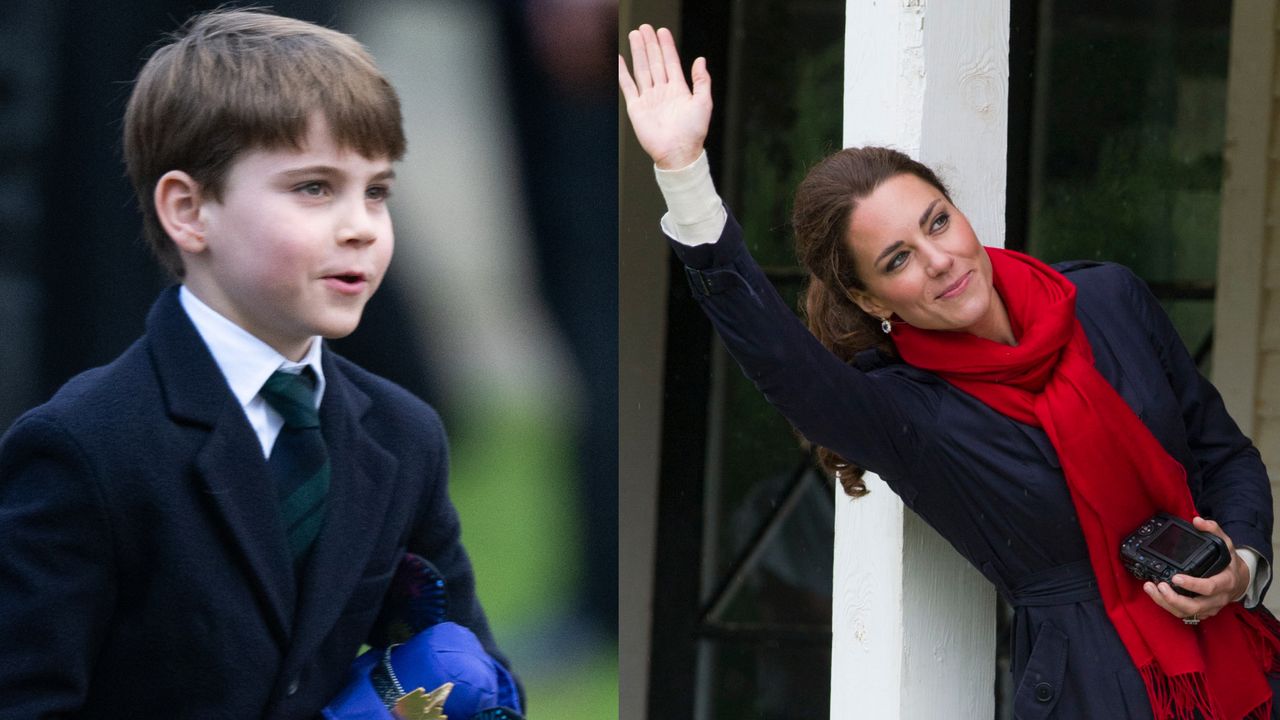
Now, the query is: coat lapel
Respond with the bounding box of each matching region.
[193,408,296,643]
[287,347,399,661]
[146,287,294,645]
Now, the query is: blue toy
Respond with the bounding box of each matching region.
[322,554,523,720]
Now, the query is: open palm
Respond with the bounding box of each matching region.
[618,24,713,170]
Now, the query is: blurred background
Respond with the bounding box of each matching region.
[0,1,616,717]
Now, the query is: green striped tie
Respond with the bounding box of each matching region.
[260,368,330,573]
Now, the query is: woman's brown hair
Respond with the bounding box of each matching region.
[791,147,951,496]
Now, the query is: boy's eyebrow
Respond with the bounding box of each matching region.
[276,165,396,182]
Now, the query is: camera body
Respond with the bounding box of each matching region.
[1120,512,1231,597]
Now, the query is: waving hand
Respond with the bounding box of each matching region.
[618,24,713,170]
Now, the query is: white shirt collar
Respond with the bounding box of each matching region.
[178,286,327,409]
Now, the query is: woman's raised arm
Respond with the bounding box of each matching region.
[618,24,713,170]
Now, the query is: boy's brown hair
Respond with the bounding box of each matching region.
[124,8,406,278]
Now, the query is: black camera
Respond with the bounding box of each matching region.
[1120,513,1231,597]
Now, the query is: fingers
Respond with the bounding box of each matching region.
[1169,569,1242,605]
[627,27,652,90]
[690,56,712,99]
[657,27,686,90]
[618,55,638,101]
[1192,516,1236,552]
[623,25,694,94]
[1144,580,1216,620]
[642,24,668,86]
[1169,572,1216,597]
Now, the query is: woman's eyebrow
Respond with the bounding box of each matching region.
[918,198,942,229]
[875,240,905,266]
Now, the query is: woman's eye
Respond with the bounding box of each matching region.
[931,212,950,231]
[887,250,909,271]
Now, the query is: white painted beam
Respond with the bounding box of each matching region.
[832,1,1009,718]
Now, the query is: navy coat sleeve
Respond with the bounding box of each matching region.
[403,407,504,663]
[0,413,116,716]
[1116,264,1273,596]
[331,361,512,675]
[668,210,936,483]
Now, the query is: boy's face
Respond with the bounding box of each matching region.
[186,115,395,360]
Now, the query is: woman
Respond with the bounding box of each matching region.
[620,24,1280,719]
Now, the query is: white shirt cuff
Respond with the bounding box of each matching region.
[1237,547,1269,608]
[654,149,727,246]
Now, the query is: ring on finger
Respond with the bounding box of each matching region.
[1183,614,1200,626]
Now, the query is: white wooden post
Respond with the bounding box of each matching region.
[832,2,1009,718]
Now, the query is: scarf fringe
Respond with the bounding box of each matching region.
[1137,608,1280,720]
[1137,663,1221,720]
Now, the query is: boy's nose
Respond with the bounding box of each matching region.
[337,206,378,246]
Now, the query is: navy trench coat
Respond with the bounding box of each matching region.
[671,211,1275,719]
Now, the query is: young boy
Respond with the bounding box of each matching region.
[0,9,509,718]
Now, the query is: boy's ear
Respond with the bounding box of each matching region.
[154,170,208,254]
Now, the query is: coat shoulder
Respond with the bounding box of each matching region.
[1053,260,1151,310]
[5,338,161,445]
[326,353,447,442]
[1054,259,1141,288]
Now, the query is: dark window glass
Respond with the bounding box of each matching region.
[1024,0,1230,369]
[693,1,844,717]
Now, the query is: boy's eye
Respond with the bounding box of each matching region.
[931,211,950,232]
[296,181,328,197]
[366,185,392,201]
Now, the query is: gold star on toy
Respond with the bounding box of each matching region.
[393,682,453,720]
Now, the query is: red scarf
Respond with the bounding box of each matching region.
[891,247,1280,719]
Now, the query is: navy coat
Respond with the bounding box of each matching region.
[672,212,1274,719]
[0,287,505,718]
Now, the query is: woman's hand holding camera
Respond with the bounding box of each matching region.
[1142,516,1251,623]
[618,24,713,170]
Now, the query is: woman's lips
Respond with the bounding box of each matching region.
[937,270,972,300]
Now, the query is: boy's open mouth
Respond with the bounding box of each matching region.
[323,272,368,294]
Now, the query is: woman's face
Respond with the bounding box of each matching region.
[845,173,1004,340]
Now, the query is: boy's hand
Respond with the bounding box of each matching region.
[618,24,712,170]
